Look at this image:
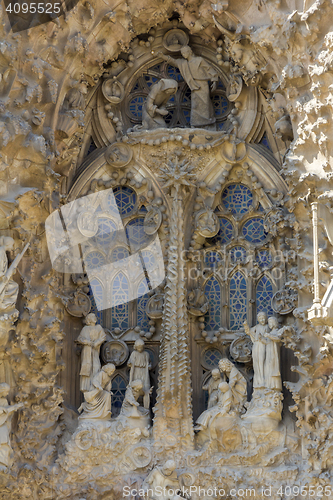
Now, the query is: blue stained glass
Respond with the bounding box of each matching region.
[137,280,150,330]
[111,374,127,417]
[229,271,247,330]
[212,94,229,117]
[126,217,150,249]
[230,246,246,263]
[217,80,226,90]
[182,87,191,102]
[242,218,267,244]
[95,218,117,246]
[167,65,183,81]
[144,75,159,87]
[256,276,274,316]
[111,246,129,262]
[204,277,221,330]
[203,348,222,368]
[258,203,264,212]
[111,272,129,330]
[260,132,272,151]
[221,184,253,214]
[217,122,225,131]
[182,109,191,123]
[256,250,272,268]
[85,251,106,270]
[113,186,136,216]
[165,109,175,124]
[89,278,103,322]
[207,218,233,245]
[129,95,145,118]
[141,250,155,267]
[205,251,222,268]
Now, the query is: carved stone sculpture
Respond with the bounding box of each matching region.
[195,381,232,432]
[244,312,269,389]
[159,46,218,128]
[128,339,151,409]
[78,363,115,422]
[142,79,178,130]
[218,358,247,412]
[187,288,209,316]
[202,368,222,408]
[119,380,150,429]
[142,460,181,500]
[76,313,107,392]
[0,237,19,313]
[0,383,23,470]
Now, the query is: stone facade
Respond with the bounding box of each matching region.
[1,1,333,499]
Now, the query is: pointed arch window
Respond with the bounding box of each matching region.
[137,279,150,330]
[204,277,221,331]
[256,275,274,317]
[229,271,247,330]
[111,374,127,417]
[88,277,104,322]
[111,272,129,330]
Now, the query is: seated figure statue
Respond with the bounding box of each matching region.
[195,381,232,432]
[142,79,178,130]
[142,460,182,500]
[78,363,115,422]
[202,368,223,409]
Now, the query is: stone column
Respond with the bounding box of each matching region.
[153,158,195,450]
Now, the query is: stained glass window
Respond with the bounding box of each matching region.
[242,218,267,244]
[203,348,222,368]
[129,95,145,119]
[89,278,103,322]
[260,132,272,151]
[167,65,183,81]
[113,186,136,216]
[230,246,247,263]
[111,272,129,330]
[111,247,129,262]
[126,217,150,250]
[144,75,159,87]
[141,250,155,267]
[204,277,221,330]
[207,218,233,245]
[111,374,127,417]
[229,271,247,330]
[256,276,274,316]
[85,251,106,270]
[221,184,253,215]
[205,251,222,268]
[94,218,117,246]
[256,250,272,268]
[212,94,229,117]
[137,279,150,330]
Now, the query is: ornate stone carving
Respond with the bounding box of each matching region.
[119,380,150,428]
[272,287,298,314]
[0,238,28,315]
[187,288,209,316]
[158,46,218,128]
[105,143,133,168]
[65,291,91,317]
[142,79,178,130]
[144,207,162,235]
[162,29,189,52]
[76,313,107,392]
[195,209,219,238]
[202,368,223,409]
[142,460,181,500]
[101,339,129,366]
[0,383,23,471]
[128,339,151,409]
[146,293,164,319]
[226,73,243,102]
[230,335,253,363]
[102,78,125,104]
[78,363,115,423]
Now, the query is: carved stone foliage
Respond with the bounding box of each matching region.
[3,1,333,496]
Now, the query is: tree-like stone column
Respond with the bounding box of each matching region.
[153,158,195,450]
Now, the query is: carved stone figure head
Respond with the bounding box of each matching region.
[257,312,267,325]
[0,236,14,252]
[181,45,193,60]
[212,368,220,380]
[134,339,145,352]
[131,379,143,398]
[102,363,116,377]
[0,383,10,398]
[218,358,233,374]
[85,313,97,326]
[268,316,278,329]
[218,381,229,393]
[162,459,176,476]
